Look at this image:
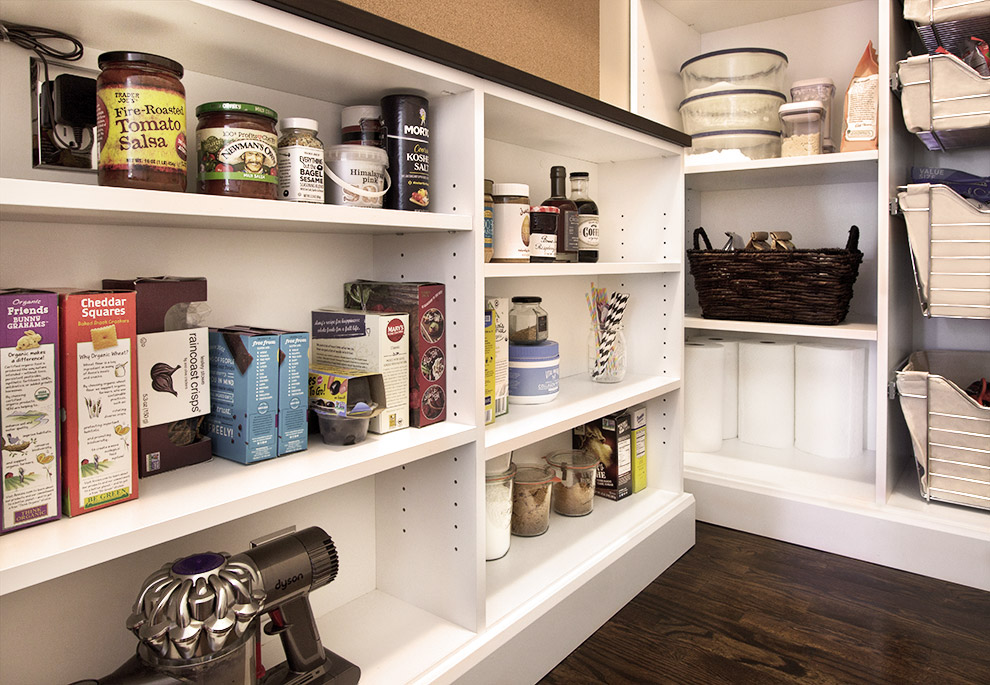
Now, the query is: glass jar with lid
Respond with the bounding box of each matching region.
[510,465,556,537]
[509,296,548,344]
[277,117,324,203]
[779,101,825,157]
[485,462,516,560]
[545,450,599,516]
[196,101,279,198]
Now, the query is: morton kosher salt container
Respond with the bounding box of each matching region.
[381,93,430,211]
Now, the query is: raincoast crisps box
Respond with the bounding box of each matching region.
[1,289,60,533]
[59,290,139,516]
[343,281,446,427]
[312,309,408,434]
[205,328,278,464]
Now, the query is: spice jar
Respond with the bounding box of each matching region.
[277,117,324,203]
[96,52,187,192]
[486,462,516,560]
[509,296,548,344]
[196,102,279,199]
[588,324,626,383]
[511,465,556,537]
[491,183,530,262]
[779,101,825,157]
[484,179,494,263]
[546,450,599,516]
[528,206,559,263]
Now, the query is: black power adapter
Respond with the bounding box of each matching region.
[52,73,96,127]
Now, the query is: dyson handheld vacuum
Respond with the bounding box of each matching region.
[75,527,360,685]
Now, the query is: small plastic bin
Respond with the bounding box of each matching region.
[779,100,825,156]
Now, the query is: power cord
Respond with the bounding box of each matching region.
[0,20,85,153]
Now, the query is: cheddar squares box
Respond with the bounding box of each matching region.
[1,290,60,533]
[59,290,139,516]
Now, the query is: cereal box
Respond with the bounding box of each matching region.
[205,328,279,464]
[343,281,445,427]
[312,309,408,434]
[103,277,211,476]
[631,406,647,493]
[1,290,60,533]
[573,410,632,501]
[485,296,509,418]
[227,326,309,456]
[484,308,495,425]
[59,290,139,516]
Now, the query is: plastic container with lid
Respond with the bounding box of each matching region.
[790,78,836,152]
[528,206,559,263]
[680,48,788,98]
[546,450,599,516]
[196,101,279,198]
[325,144,389,208]
[511,465,556,536]
[97,52,187,192]
[340,105,382,147]
[509,296,548,344]
[277,117,323,203]
[492,183,531,262]
[508,340,559,405]
[486,462,516,560]
[678,89,787,134]
[687,129,781,162]
[779,101,826,157]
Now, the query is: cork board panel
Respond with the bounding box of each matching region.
[340,0,600,98]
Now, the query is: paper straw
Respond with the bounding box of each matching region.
[593,292,629,377]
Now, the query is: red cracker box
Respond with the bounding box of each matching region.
[1,289,61,534]
[59,290,139,516]
[343,281,446,427]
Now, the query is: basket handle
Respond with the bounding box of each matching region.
[846,225,860,252]
[693,227,713,251]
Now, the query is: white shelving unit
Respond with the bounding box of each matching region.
[635,0,989,590]
[0,1,694,683]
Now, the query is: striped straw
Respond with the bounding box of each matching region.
[593,292,629,377]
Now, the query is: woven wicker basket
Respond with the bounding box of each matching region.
[687,226,864,325]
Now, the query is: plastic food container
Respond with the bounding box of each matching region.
[680,48,788,98]
[511,465,556,536]
[486,463,516,560]
[508,340,559,404]
[325,144,389,208]
[546,450,599,516]
[678,89,786,134]
[687,129,781,162]
[779,101,826,156]
[311,405,371,445]
[790,78,836,151]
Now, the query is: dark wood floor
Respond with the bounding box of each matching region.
[540,523,990,685]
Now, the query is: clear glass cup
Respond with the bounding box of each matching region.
[486,463,516,560]
[546,450,599,516]
[588,325,626,383]
[511,465,555,536]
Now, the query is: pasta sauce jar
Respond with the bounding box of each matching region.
[196,102,279,199]
[96,52,187,192]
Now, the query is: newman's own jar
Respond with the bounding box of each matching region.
[196,102,279,199]
[97,52,186,192]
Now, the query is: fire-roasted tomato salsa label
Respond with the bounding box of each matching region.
[198,127,278,184]
[97,86,187,173]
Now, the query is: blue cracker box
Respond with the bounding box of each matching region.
[228,326,309,456]
[205,328,278,464]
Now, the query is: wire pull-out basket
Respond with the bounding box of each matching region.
[897,183,990,319]
[896,350,990,510]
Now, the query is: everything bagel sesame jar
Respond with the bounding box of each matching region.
[196,102,279,199]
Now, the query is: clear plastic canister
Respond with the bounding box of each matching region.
[486,463,516,560]
[545,450,599,516]
[790,78,835,151]
[779,100,825,157]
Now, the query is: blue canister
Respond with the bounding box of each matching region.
[508,340,559,404]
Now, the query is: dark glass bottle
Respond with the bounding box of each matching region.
[542,165,578,262]
[570,172,599,263]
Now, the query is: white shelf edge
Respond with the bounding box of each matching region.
[0,178,472,235]
[484,261,681,278]
[0,422,477,596]
[685,314,879,341]
[685,149,879,176]
[484,374,680,458]
[684,150,879,191]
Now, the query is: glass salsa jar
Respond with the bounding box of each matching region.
[96,52,187,192]
[196,102,279,199]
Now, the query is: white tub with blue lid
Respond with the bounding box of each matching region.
[508,340,559,404]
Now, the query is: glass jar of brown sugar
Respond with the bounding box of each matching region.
[96,52,187,192]
[196,102,279,199]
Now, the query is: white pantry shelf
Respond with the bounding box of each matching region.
[484,261,681,278]
[684,150,879,191]
[484,374,680,458]
[0,422,476,596]
[685,313,879,341]
[0,178,472,235]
